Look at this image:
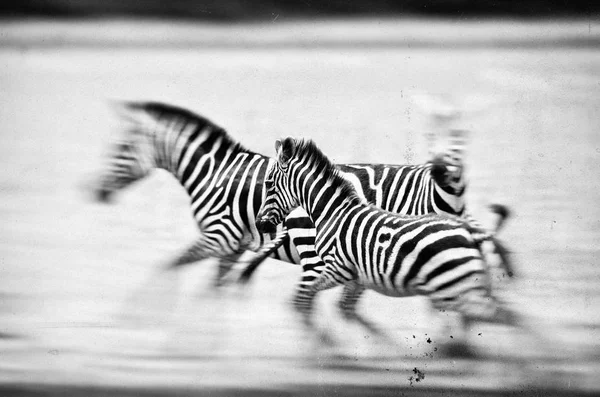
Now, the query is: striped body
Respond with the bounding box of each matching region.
[94,102,507,290]
[242,160,511,303]
[97,103,506,279]
[95,102,298,276]
[257,138,511,333]
[324,210,490,306]
[279,161,472,278]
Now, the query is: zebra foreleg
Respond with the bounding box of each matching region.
[167,238,217,269]
[118,238,219,326]
[297,261,353,349]
[291,269,323,330]
[238,228,290,284]
[213,250,246,289]
[336,282,394,345]
[285,253,326,327]
[290,283,337,349]
[291,284,317,329]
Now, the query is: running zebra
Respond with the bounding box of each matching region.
[255,137,520,350]
[239,152,513,287]
[92,101,511,313]
[94,101,295,286]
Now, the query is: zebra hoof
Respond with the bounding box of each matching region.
[317,330,337,347]
[0,331,23,340]
[437,341,480,359]
[489,203,511,219]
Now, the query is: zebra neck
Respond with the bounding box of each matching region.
[151,122,255,196]
[433,181,466,214]
[298,173,359,230]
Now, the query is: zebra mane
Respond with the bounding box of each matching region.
[292,138,362,203]
[118,101,250,154]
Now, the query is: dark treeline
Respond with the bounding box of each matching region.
[0,0,597,19]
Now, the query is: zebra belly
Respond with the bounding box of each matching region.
[359,280,411,298]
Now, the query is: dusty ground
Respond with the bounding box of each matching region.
[0,18,599,396]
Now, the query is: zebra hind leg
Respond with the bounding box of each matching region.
[452,290,558,363]
[291,277,320,330]
[434,314,480,359]
[429,289,493,359]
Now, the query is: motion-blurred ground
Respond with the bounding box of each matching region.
[0,18,599,396]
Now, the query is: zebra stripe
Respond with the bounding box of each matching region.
[94,101,510,298]
[240,160,511,285]
[256,137,517,346]
[96,102,297,286]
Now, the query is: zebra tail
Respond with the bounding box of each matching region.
[489,203,511,232]
[467,203,511,241]
[238,228,289,284]
[471,203,515,279]
[492,237,515,278]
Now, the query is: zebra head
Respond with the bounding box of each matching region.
[430,134,466,196]
[430,154,463,191]
[256,138,299,233]
[93,103,157,203]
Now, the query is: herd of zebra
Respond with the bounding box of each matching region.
[93,100,519,356]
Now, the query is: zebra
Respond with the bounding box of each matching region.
[94,101,294,287]
[92,101,511,321]
[237,100,512,285]
[255,137,522,352]
[239,156,512,285]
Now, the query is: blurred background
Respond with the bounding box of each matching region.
[1,1,599,396]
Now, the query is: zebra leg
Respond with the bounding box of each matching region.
[430,316,479,359]
[464,205,515,281]
[287,229,326,324]
[465,298,552,357]
[444,290,551,361]
[118,237,229,326]
[213,249,246,288]
[167,238,218,269]
[429,289,493,358]
[336,282,393,344]
[294,260,349,348]
[337,282,365,322]
[291,262,325,329]
[238,228,290,284]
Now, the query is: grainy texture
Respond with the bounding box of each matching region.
[0,19,598,396]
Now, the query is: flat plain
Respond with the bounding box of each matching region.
[0,18,599,396]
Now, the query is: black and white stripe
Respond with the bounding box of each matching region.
[256,137,518,347]
[93,101,510,297]
[95,101,299,285]
[241,154,512,308]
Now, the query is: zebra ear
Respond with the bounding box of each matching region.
[276,137,295,167]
